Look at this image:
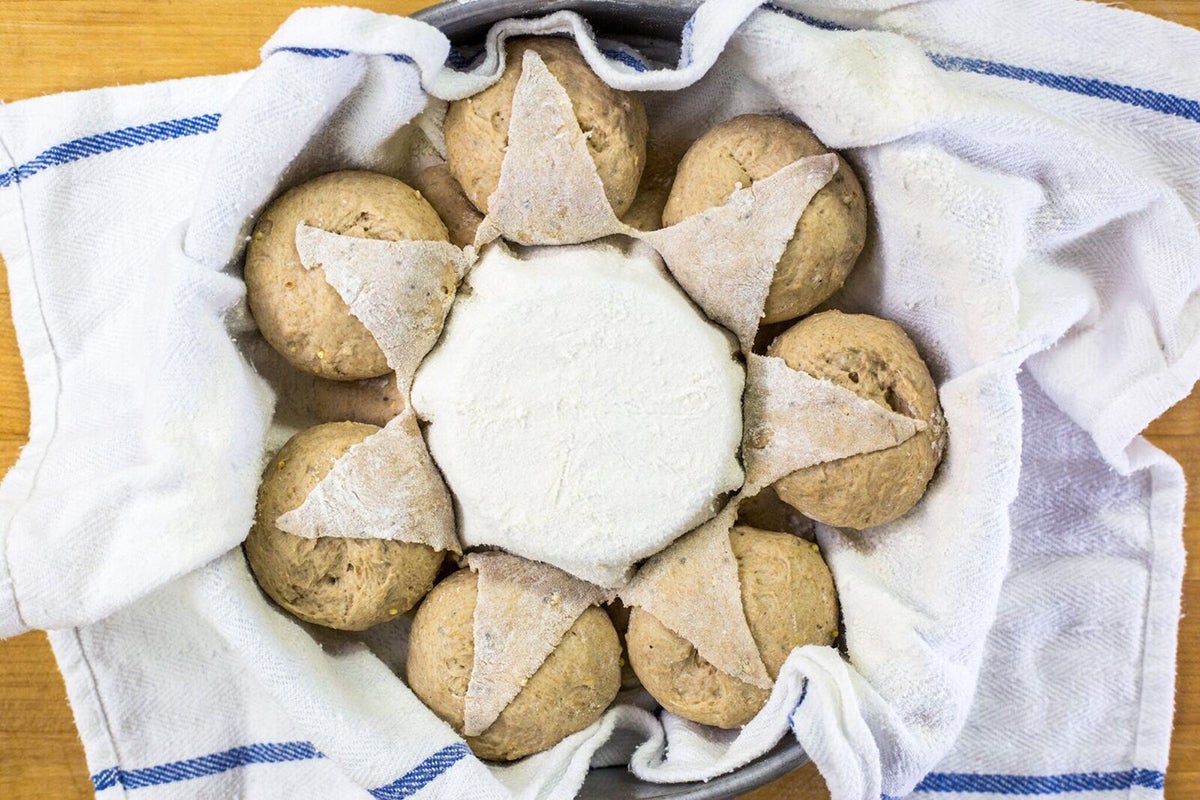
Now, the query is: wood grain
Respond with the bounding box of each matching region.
[0,3,1196,799]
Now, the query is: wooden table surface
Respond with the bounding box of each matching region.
[0,2,1196,798]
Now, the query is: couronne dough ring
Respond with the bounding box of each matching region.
[627,527,839,729]
[407,569,621,761]
[245,422,445,631]
[662,114,867,325]
[769,310,947,530]
[245,170,450,380]
[312,373,403,428]
[444,37,648,217]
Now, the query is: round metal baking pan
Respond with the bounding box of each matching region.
[409,1,810,797]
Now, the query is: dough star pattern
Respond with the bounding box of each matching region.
[243,36,947,761]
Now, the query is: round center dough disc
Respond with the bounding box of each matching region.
[411,240,745,587]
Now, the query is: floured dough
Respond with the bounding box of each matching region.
[473,50,632,247]
[740,352,926,494]
[411,240,745,587]
[274,410,459,552]
[244,422,444,631]
[770,311,947,529]
[664,115,867,325]
[293,224,464,388]
[244,171,449,380]
[626,526,839,729]
[406,568,620,761]
[620,506,771,690]
[643,155,838,348]
[444,37,647,216]
[463,552,611,736]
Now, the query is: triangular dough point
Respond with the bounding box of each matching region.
[619,505,771,690]
[295,224,467,388]
[481,51,631,245]
[464,552,611,736]
[742,353,928,493]
[642,155,838,348]
[275,410,460,553]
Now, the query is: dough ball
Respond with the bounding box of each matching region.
[604,599,641,690]
[407,569,621,761]
[444,37,648,217]
[411,164,484,248]
[618,144,682,232]
[313,373,404,427]
[627,526,838,729]
[770,310,947,529]
[662,114,867,325]
[245,422,445,630]
[736,485,814,539]
[245,171,450,380]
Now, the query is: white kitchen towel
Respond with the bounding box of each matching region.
[0,1,1197,799]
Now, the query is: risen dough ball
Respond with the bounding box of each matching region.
[411,164,484,248]
[313,373,404,427]
[618,145,681,232]
[627,527,838,729]
[663,115,867,324]
[770,310,947,529]
[245,171,450,380]
[407,569,621,761]
[245,422,444,631]
[444,37,648,216]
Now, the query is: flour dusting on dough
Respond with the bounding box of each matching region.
[410,241,744,588]
[642,155,838,348]
[275,409,459,552]
[295,224,467,389]
[742,353,928,494]
[620,505,771,690]
[480,51,631,246]
[464,552,610,736]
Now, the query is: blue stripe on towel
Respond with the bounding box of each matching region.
[91,767,120,791]
[927,52,1200,124]
[91,741,323,791]
[275,46,351,58]
[92,741,469,794]
[85,736,1165,796]
[3,18,1197,190]
[790,680,1164,798]
[601,48,649,73]
[876,768,1165,797]
[910,768,1166,794]
[760,3,1200,124]
[0,113,220,189]
[367,743,471,799]
[762,2,850,31]
[275,46,416,64]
